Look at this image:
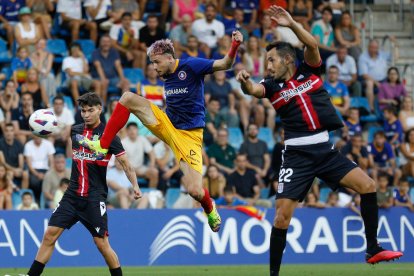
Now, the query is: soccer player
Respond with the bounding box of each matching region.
[235,6,403,276]
[77,31,243,232]
[27,93,142,276]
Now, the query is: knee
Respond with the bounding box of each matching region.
[273,210,291,229]
[43,229,59,246]
[187,185,202,199]
[93,238,106,252]
[120,91,135,105]
[364,177,376,193]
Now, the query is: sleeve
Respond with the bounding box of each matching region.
[10,58,18,71]
[62,57,70,71]
[83,0,93,7]
[386,143,395,159]
[361,146,369,158]
[349,56,357,75]
[188,57,214,76]
[57,1,66,13]
[259,78,272,99]
[216,21,225,40]
[310,24,323,43]
[11,108,19,121]
[108,135,126,157]
[342,83,349,97]
[358,55,368,76]
[91,50,99,63]
[48,142,56,155]
[340,143,351,155]
[23,143,30,157]
[142,137,153,154]
[109,25,118,40]
[302,60,323,76]
[239,142,247,154]
[377,83,385,100]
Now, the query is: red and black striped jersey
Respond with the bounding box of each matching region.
[260,61,343,140]
[66,123,125,200]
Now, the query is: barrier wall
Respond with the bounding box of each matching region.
[0,208,413,267]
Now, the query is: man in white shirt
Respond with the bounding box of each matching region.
[49,95,75,153]
[62,43,102,103]
[192,3,224,56]
[84,0,113,30]
[121,122,159,188]
[57,0,98,43]
[42,154,71,208]
[24,136,55,202]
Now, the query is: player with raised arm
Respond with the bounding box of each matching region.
[236,6,403,276]
[27,93,142,276]
[77,31,243,232]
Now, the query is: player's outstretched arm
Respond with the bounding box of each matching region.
[236,70,265,98]
[116,153,142,200]
[267,5,321,66]
[212,30,243,72]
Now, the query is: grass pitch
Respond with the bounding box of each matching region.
[1,263,413,275]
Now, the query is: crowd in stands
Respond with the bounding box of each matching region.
[0,0,413,213]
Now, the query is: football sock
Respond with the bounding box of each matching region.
[200,188,213,214]
[270,227,287,276]
[27,260,45,276]
[101,103,130,149]
[109,267,123,276]
[360,192,379,252]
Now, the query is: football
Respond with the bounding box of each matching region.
[29,109,58,137]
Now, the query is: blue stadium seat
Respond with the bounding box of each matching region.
[12,189,35,209]
[165,188,181,208]
[65,158,72,169]
[258,127,275,151]
[410,189,414,203]
[367,126,384,144]
[228,127,244,150]
[123,68,144,92]
[319,187,330,203]
[75,39,95,62]
[350,97,378,123]
[140,187,156,194]
[260,187,270,199]
[0,39,11,63]
[1,67,12,87]
[46,39,68,63]
[39,193,46,209]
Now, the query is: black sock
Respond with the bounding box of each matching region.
[270,227,288,276]
[110,267,122,276]
[27,260,45,276]
[360,192,379,252]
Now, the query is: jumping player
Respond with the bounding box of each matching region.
[77,31,243,232]
[236,6,403,276]
[28,93,142,276]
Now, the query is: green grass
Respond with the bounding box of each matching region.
[1,263,413,276]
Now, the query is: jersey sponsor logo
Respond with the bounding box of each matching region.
[178,71,187,80]
[73,150,96,161]
[280,80,313,102]
[165,87,189,96]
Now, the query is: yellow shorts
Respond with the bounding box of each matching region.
[144,103,203,174]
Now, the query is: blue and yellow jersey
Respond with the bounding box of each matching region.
[138,78,165,108]
[164,57,214,130]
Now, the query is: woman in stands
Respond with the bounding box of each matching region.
[399,96,414,131]
[378,67,407,111]
[335,11,361,61]
[0,163,13,210]
[202,164,226,199]
[21,68,49,110]
[30,39,55,98]
[14,7,42,54]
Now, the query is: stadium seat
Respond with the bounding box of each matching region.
[1,67,12,87]
[260,187,270,199]
[410,189,414,203]
[47,39,68,63]
[39,193,46,209]
[123,68,144,92]
[319,187,330,203]
[228,127,244,150]
[258,127,275,151]
[75,39,95,62]
[350,97,378,123]
[12,189,35,209]
[65,158,72,169]
[0,39,11,63]
[165,188,181,208]
[140,188,156,194]
[367,126,384,143]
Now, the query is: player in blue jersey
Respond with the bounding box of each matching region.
[77,31,243,232]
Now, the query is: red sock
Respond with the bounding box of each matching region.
[101,103,130,149]
[200,188,213,214]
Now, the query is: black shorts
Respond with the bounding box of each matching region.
[48,194,108,237]
[276,141,357,202]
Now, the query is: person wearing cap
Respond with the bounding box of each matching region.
[14,7,41,54]
[0,0,25,47]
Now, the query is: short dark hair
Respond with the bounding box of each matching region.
[70,42,81,50]
[328,65,339,71]
[77,92,102,107]
[22,191,32,198]
[399,177,409,184]
[223,185,233,194]
[266,41,296,61]
[374,130,386,138]
[53,94,64,104]
[126,122,138,129]
[21,92,33,99]
[383,105,397,116]
[404,128,414,143]
[205,3,217,11]
[147,13,158,21]
[60,178,70,186]
[322,7,334,15]
[121,12,132,19]
[377,172,389,179]
[386,67,401,84]
[5,122,13,129]
[208,97,220,103]
[349,107,359,112]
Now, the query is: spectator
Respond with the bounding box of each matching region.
[368,131,401,186]
[122,122,159,188]
[311,7,336,62]
[239,124,270,179]
[334,11,361,61]
[42,154,71,208]
[49,95,75,155]
[62,43,102,103]
[232,8,250,40]
[16,191,39,210]
[53,178,69,208]
[268,128,285,199]
[358,39,396,112]
[172,0,198,27]
[139,0,170,26]
[376,173,393,209]
[169,14,193,57]
[211,35,241,69]
[378,67,407,111]
[207,128,236,175]
[84,0,113,31]
[21,68,49,110]
[229,0,258,30]
[112,0,141,22]
[324,65,350,116]
[0,164,13,210]
[204,98,223,146]
[393,178,414,211]
[30,39,55,98]
[383,106,403,149]
[348,193,361,215]
[0,0,25,47]
[399,96,414,132]
[326,191,339,207]
[215,185,248,207]
[253,13,281,48]
[137,63,164,108]
[205,70,239,128]
[180,35,207,59]
[202,164,226,199]
[138,14,166,68]
[343,107,362,139]
[24,136,55,201]
[0,123,28,189]
[11,46,32,85]
[109,12,141,68]
[14,7,41,54]
[57,0,98,43]
[242,36,266,82]
[341,134,371,173]
[304,192,325,208]
[26,0,54,39]
[0,80,20,122]
[326,45,361,97]
[399,129,414,178]
[192,3,225,55]
[154,141,182,192]
[11,92,34,144]
[288,0,313,31]
[92,35,130,104]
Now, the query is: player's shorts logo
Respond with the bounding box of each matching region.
[277,182,284,193]
[178,71,187,80]
[190,150,196,156]
[100,201,106,216]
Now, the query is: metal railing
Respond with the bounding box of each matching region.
[360,6,374,53]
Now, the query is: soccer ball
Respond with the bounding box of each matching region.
[29,109,58,137]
